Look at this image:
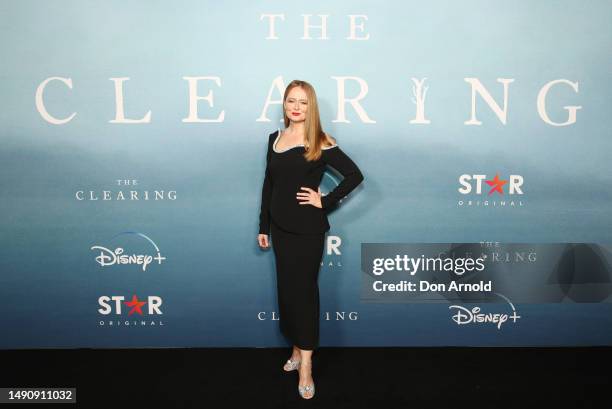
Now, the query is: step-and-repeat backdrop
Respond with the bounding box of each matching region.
[2,1,611,348]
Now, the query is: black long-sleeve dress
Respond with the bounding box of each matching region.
[259,128,364,349]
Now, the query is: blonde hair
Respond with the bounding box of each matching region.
[282,80,334,162]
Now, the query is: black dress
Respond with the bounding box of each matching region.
[259,128,364,350]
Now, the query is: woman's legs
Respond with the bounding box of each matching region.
[271,221,325,350]
[297,346,314,399]
[270,220,323,398]
[298,346,313,362]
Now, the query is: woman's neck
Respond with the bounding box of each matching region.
[286,122,305,136]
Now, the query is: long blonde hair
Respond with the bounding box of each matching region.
[282,80,334,162]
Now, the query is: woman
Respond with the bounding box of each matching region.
[257,80,364,399]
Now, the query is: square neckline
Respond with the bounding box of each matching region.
[272,128,338,153]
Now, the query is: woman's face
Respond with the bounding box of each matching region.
[284,86,308,123]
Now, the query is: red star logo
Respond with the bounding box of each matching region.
[485,173,507,196]
[124,295,147,315]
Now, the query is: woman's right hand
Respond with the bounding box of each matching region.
[258,234,270,249]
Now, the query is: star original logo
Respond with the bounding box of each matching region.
[457,173,525,207]
[97,294,165,327]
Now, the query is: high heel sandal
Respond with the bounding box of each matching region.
[297,361,315,399]
[283,357,301,372]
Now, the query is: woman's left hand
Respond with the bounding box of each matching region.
[297,187,322,208]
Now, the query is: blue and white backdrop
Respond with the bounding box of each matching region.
[1,0,611,348]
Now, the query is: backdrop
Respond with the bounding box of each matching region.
[1,0,611,348]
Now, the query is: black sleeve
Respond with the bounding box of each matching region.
[258,134,274,234]
[320,146,364,209]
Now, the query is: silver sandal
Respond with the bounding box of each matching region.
[298,383,315,399]
[298,361,315,399]
[283,357,301,372]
